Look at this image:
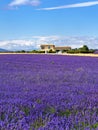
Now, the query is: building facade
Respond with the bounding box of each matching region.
[40,44,71,53]
[40,44,55,52]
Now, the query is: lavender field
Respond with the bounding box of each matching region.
[0,54,98,130]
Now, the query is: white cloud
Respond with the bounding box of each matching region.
[9,0,40,7]
[32,35,61,41]
[0,36,98,51]
[0,39,36,50]
[38,1,98,10]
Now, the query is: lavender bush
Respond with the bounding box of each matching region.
[0,54,98,130]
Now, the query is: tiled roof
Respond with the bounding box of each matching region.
[40,44,55,46]
[55,46,71,50]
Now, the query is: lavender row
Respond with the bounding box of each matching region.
[0,54,98,130]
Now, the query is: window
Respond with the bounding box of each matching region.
[41,46,44,49]
[48,46,50,49]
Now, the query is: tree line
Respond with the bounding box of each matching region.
[10,45,96,54]
[67,45,95,54]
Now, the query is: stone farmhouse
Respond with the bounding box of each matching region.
[40,44,71,53]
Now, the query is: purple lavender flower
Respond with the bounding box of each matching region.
[0,54,98,129]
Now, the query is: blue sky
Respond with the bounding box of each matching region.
[0,0,98,50]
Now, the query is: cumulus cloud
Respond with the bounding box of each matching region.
[9,0,40,7]
[0,36,98,51]
[38,1,98,10]
[0,39,36,51]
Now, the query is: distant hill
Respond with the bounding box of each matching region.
[0,48,9,52]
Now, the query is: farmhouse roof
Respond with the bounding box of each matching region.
[40,44,55,46]
[55,46,71,50]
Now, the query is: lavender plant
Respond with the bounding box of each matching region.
[0,54,98,130]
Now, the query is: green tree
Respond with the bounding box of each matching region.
[79,45,89,53]
[82,45,89,51]
[21,50,26,53]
